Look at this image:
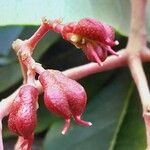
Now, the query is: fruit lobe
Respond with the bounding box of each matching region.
[60,18,118,65]
[8,85,38,138]
[39,69,92,134]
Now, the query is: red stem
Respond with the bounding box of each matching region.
[127,0,149,149]
[0,120,3,150]
[26,22,51,50]
[63,50,127,80]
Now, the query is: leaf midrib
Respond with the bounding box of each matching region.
[108,82,134,150]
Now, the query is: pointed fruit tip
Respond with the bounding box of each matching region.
[97,62,103,66]
[93,55,103,66]
[74,115,92,126]
[61,130,66,135]
[115,40,119,45]
[88,122,92,126]
[61,118,70,135]
[113,52,119,57]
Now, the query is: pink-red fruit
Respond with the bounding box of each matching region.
[8,85,39,138]
[59,18,119,65]
[39,69,92,134]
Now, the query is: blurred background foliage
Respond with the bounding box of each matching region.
[0,0,150,150]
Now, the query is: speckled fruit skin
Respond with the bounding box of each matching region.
[8,85,38,138]
[39,69,87,119]
[62,18,115,45]
[73,18,107,42]
[60,18,118,65]
[38,69,91,134]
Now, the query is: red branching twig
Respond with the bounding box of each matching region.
[0,0,150,149]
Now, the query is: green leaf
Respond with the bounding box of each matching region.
[110,63,150,149]
[0,62,21,92]
[43,69,145,150]
[0,0,150,40]
[0,27,59,93]
[114,91,146,150]
[3,118,14,138]
[35,96,55,134]
[0,26,23,56]
[0,56,15,66]
[33,31,59,60]
[79,71,115,100]
[43,65,150,150]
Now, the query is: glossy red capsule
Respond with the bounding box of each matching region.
[8,85,39,138]
[39,69,92,134]
[60,18,119,65]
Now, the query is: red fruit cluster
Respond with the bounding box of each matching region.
[8,69,91,139]
[39,69,92,134]
[7,17,118,149]
[60,18,119,65]
[8,85,38,149]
